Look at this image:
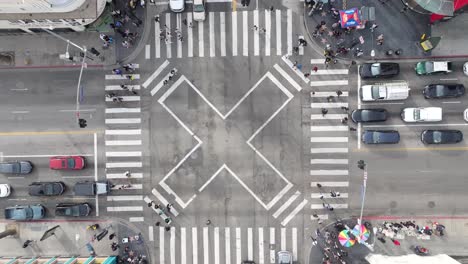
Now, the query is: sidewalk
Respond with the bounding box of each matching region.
[303,0,458,62]
[0,219,149,263]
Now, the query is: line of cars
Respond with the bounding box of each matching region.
[358,61,467,145]
[169,0,206,21]
[1,156,110,220]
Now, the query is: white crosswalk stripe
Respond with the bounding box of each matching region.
[151,10,297,58]
[153,227,300,264]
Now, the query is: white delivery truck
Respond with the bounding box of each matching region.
[361,82,410,101]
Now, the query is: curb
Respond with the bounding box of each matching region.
[362,215,468,220]
[0,64,104,70]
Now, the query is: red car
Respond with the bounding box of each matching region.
[50,156,85,170]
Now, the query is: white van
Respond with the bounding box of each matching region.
[361,82,410,101]
[193,0,206,21]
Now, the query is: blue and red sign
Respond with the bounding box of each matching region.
[339,8,361,28]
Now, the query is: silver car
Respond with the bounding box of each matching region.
[277,251,293,264]
[0,161,32,174]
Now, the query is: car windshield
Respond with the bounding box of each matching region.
[435,85,446,96]
[45,184,54,194]
[193,4,204,12]
[67,158,75,168]
[414,109,421,120]
[425,62,433,72]
[432,131,442,143]
[371,87,381,99]
[370,64,381,75]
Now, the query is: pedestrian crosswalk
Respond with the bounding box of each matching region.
[146,9,301,59]
[308,61,351,221]
[152,226,300,264]
[103,65,145,222]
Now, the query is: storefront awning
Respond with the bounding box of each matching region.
[414,0,454,15]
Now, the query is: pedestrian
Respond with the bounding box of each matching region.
[317,183,322,188]
[312,66,318,72]
[109,23,116,29]
[292,61,298,70]
[154,203,160,210]
[165,217,171,223]
[109,233,116,240]
[270,6,274,12]
[341,106,349,112]
[188,22,193,28]
[316,228,321,237]
[155,221,161,226]
[341,117,348,124]
[183,18,187,25]
[327,96,334,102]
[130,87,138,95]
[349,127,357,131]
[293,46,299,54]
[155,15,160,23]
[370,23,378,32]
[125,171,131,177]
[126,75,135,81]
[206,219,211,225]
[400,6,408,13]
[304,73,311,78]
[330,191,336,197]
[323,202,328,208]
[122,40,131,48]
[166,203,172,211]
[333,59,338,64]
[329,206,334,211]
[165,226,171,232]
[100,33,112,43]
[22,240,33,248]
[115,21,123,28]
[336,90,343,97]
[252,25,258,31]
[259,28,266,34]
[335,191,340,197]
[312,213,318,218]
[112,68,123,75]
[121,84,129,90]
[296,63,303,71]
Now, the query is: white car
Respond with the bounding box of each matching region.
[464,108,468,121]
[401,107,442,122]
[193,0,206,21]
[169,0,185,12]
[0,184,11,197]
[464,62,468,76]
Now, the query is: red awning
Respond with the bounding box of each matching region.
[430,0,468,22]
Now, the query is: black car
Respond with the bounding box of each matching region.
[55,203,91,217]
[421,130,463,144]
[362,130,400,144]
[28,182,65,196]
[351,109,388,123]
[423,84,465,99]
[359,63,400,78]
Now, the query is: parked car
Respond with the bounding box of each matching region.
[464,108,468,122]
[55,203,91,217]
[359,63,399,78]
[360,82,409,101]
[169,0,184,12]
[193,0,206,21]
[415,61,452,75]
[362,130,400,144]
[74,181,110,196]
[464,62,468,76]
[277,251,293,264]
[0,184,11,197]
[0,161,32,174]
[29,182,65,196]
[422,84,465,99]
[401,107,442,122]
[351,109,388,123]
[4,205,45,220]
[49,156,85,170]
[421,130,463,144]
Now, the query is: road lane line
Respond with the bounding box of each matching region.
[130,217,144,222]
[274,64,302,91]
[181,227,187,264]
[310,102,348,108]
[110,184,142,190]
[1,154,93,158]
[106,206,143,212]
[248,228,253,260]
[310,148,348,153]
[281,199,308,226]
[311,193,349,198]
[353,146,468,152]
[105,74,140,80]
[166,13,172,58]
[210,12,215,57]
[232,12,237,56]
[142,60,170,88]
[310,80,348,86]
[0,130,100,136]
[243,11,248,56]
[310,59,325,64]
[220,12,226,56]
[105,118,141,124]
[313,69,349,75]
[177,14,183,58]
[204,227,209,264]
[273,190,300,218]
[281,55,310,84]
[149,226,154,240]
[276,10,281,55]
[270,228,275,263]
[105,108,141,113]
[193,227,198,264]
[310,203,348,209]
[311,181,349,187]
[94,133,98,217]
[312,91,349,97]
[254,10,259,56]
[11,111,29,114]
[310,137,348,142]
[145,44,150,59]
[105,129,141,135]
[171,227,176,264]
[155,17,160,58]
[265,9,271,56]
[105,96,140,102]
[152,188,179,217]
[363,123,468,128]
[310,114,347,120]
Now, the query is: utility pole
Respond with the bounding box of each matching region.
[356,160,373,251]
[42,28,88,127]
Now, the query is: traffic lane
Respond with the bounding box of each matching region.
[348,149,468,215]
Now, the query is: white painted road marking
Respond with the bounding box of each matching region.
[309,170,348,175]
[107,195,143,201]
[310,181,349,187]
[105,162,142,168]
[310,137,348,142]
[310,159,348,164]
[106,172,143,179]
[311,203,348,209]
[273,190,300,218]
[105,129,141,135]
[107,206,143,212]
[105,118,141,124]
[106,151,142,157]
[105,108,141,114]
[310,148,348,153]
[105,140,142,146]
[310,80,348,86]
[281,199,307,226]
[310,126,348,131]
[142,60,170,88]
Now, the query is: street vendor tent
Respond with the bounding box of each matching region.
[339,8,361,28]
[366,254,460,264]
